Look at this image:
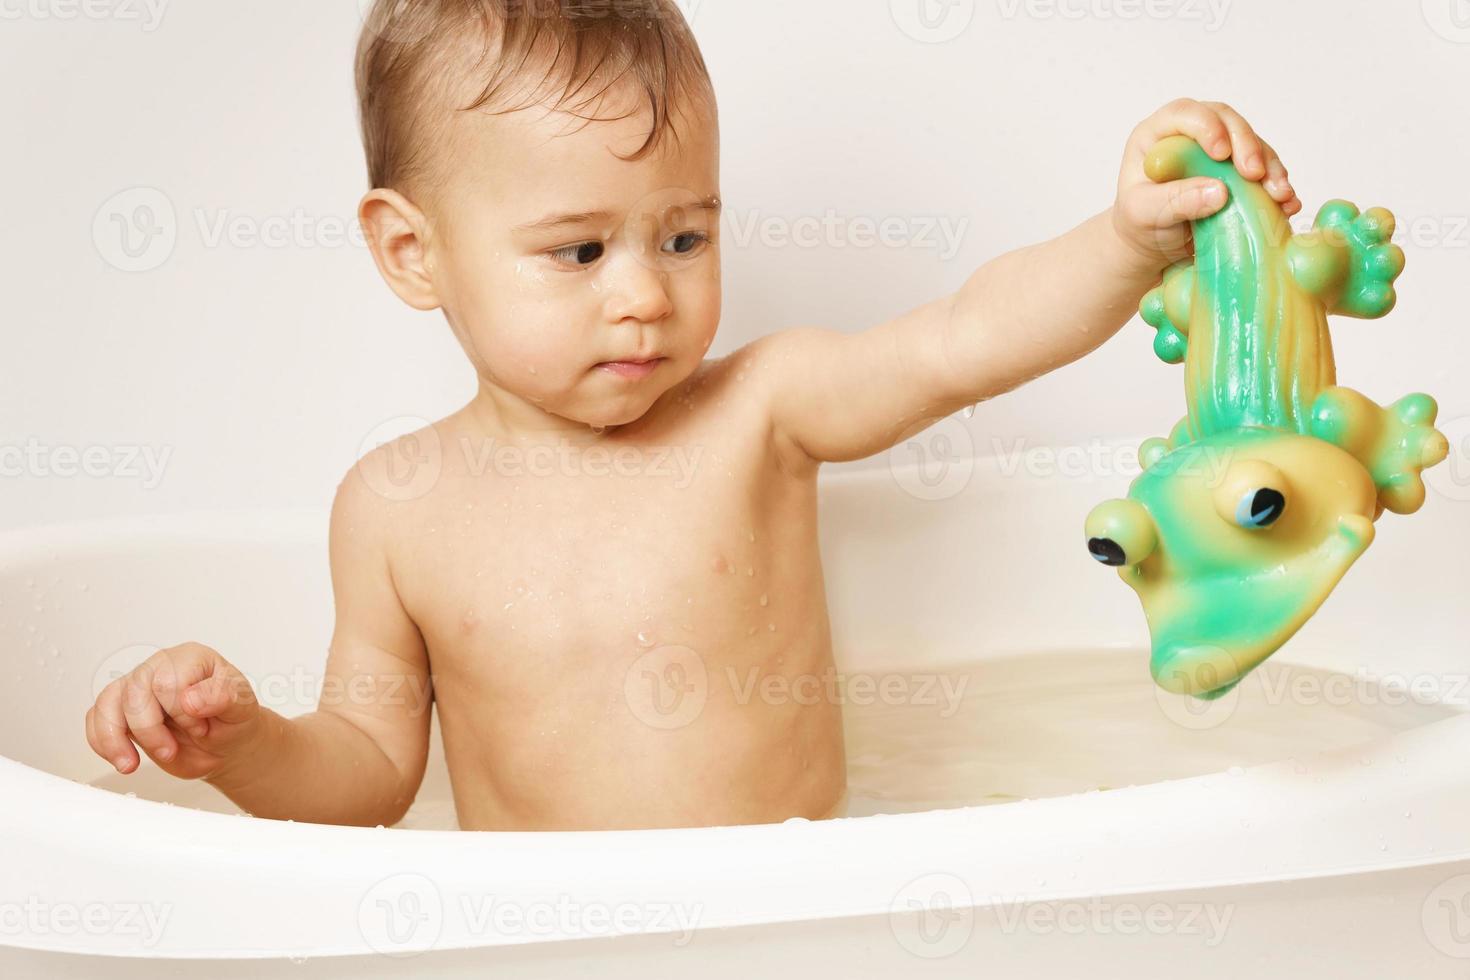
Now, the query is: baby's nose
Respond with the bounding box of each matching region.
[603,260,673,324]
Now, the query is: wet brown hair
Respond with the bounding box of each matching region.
[355,0,715,193]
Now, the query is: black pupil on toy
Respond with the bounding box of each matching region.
[1088,537,1127,566]
[1248,488,1285,526]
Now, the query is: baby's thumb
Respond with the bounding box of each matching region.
[1140,177,1228,227]
[181,669,257,726]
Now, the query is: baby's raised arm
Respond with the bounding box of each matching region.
[85,458,433,827]
[750,99,1300,465]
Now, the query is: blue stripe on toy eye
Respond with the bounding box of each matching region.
[1235,488,1284,528]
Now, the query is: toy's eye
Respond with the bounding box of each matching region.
[1213,458,1290,531]
[1088,537,1128,566]
[1084,498,1157,568]
[1235,487,1286,528]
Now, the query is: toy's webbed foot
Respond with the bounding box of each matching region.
[1140,261,1193,364]
[1139,417,1194,470]
[1288,201,1405,319]
[1310,387,1449,514]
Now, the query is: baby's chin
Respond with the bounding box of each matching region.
[548,378,683,430]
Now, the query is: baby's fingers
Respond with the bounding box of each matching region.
[181,668,257,726]
[1129,176,1228,230]
[90,681,141,773]
[1130,98,1231,165]
[1202,101,1267,180]
[122,666,181,765]
[1257,140,1301,214]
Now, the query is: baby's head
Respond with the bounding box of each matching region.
[355,0,720,432]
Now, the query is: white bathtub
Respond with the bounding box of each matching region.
[4,453,1470,977]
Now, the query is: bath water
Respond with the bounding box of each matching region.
[90,649,1459,829]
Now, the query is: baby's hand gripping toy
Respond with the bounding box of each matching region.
[1085,135,1449,701]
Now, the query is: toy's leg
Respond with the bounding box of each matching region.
[1287,201,1405,320]
[1310,387,1449,514]
[1140,261,1193,364]
[1139,417,1193,470]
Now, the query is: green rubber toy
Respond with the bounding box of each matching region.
[1085,135,1449,701]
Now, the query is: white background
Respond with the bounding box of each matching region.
[2,0,1468,530]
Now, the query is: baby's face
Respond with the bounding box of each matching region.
[424,85,722,430]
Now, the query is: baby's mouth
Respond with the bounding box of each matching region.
[595,357,666,379]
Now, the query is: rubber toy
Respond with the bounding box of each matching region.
[1085,135,1449,701]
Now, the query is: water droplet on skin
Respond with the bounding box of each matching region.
[962,404,977,419]
[746,567,754,577]
[768,623,776,632]
[747,530,755,542]
[637,631,656,648]
[747,626,757,636]
[759,593,769,607]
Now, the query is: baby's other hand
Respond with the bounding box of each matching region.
[85,642,262,781]
[1111,98,1301,271]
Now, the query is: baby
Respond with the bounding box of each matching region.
[83,0,1300,831]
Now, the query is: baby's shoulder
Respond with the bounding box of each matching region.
[691,327,826,400]
[332,416,457,528]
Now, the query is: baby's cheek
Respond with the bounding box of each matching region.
[454,309,569,399]
[680,283,722,357]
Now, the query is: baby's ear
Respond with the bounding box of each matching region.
[359,189,441,311]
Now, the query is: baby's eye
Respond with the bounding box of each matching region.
[549,241,606,267]
[661,231,709,256]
